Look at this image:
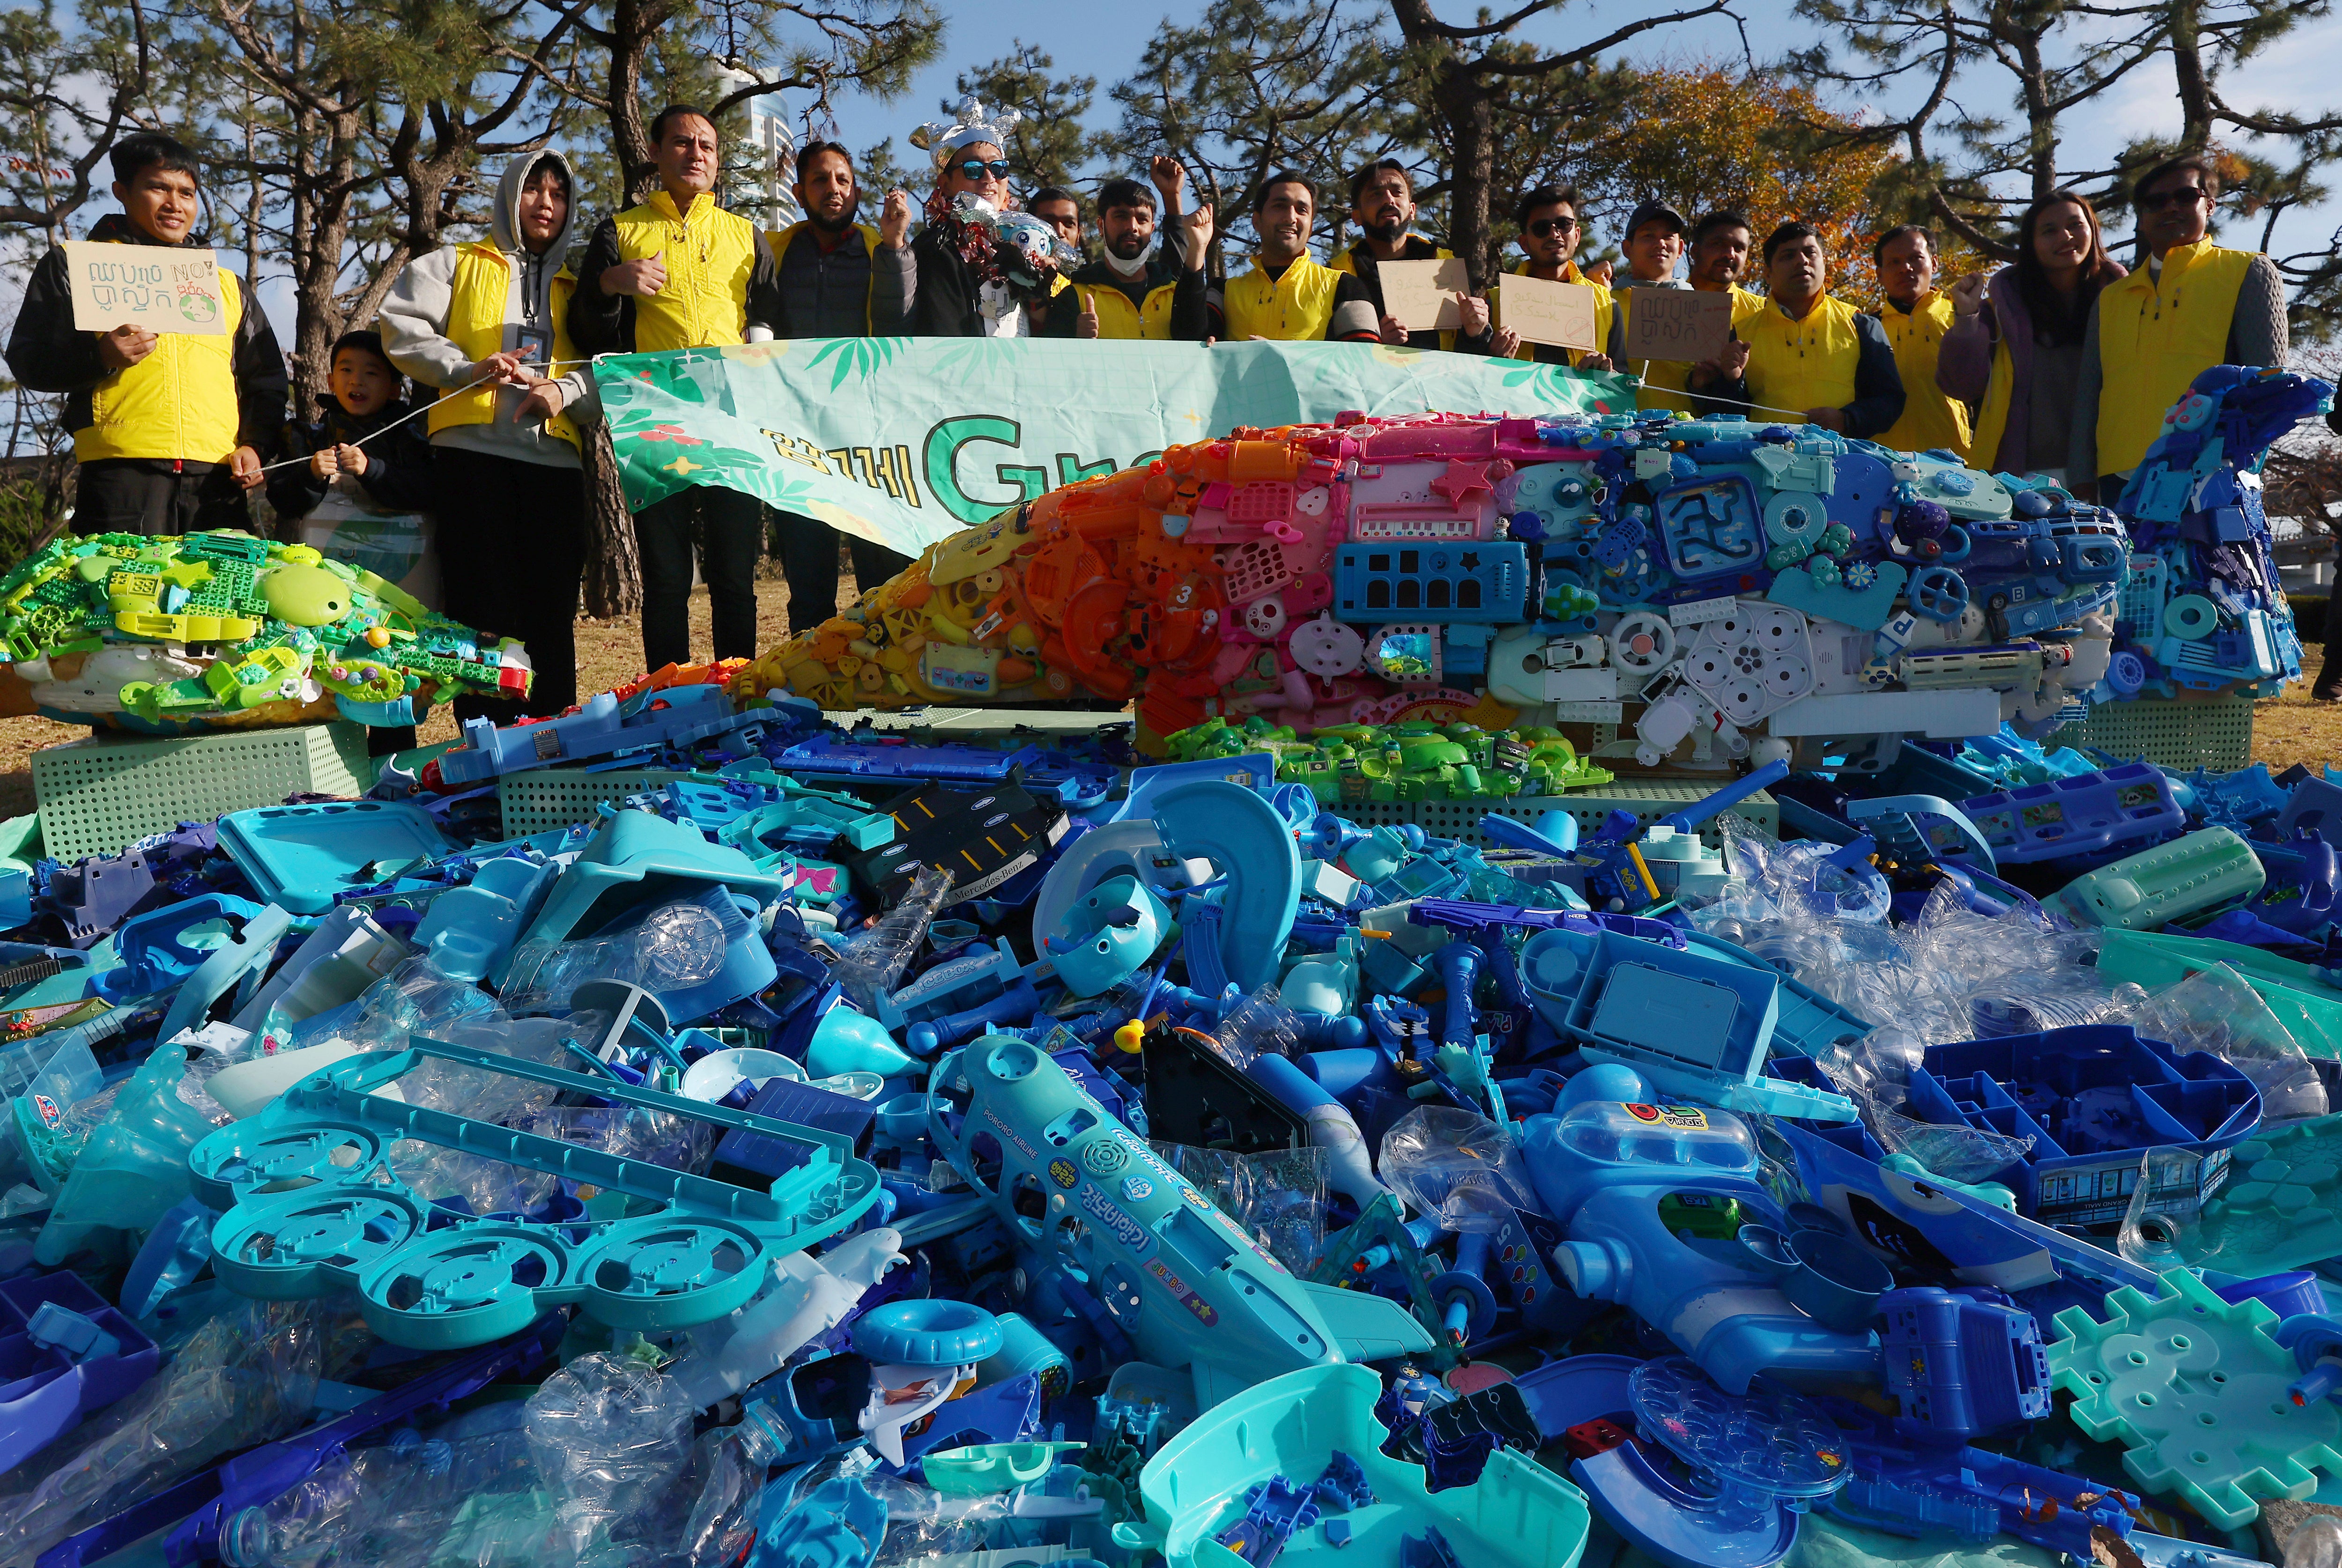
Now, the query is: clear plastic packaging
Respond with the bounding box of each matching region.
[1378,1106,1540,1233]
[221,1413,544,1568]
[522,1352,696,1561]
[1150,1142,1329,1273]
[1210,985,1300,1071]
[2121,961,2328,1124]
[673,1421,781,1568]
[830,865,952,1013]
[500,888,739,1015]
[2287,1513,2342,1568]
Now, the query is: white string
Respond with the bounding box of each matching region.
[250,355,591,475]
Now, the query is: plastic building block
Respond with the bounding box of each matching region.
[2047,1267,2342,1528]
[1878,1285,2051,1435]
[1959,762,2184,866]
[189,1035,879,1348]
[2041,826,2266,930]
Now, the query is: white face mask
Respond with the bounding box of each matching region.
[1103,236,1158,278]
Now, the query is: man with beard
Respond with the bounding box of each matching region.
[764,140,914,630]
[1219,174,1385,343]
[1058,167,1214,340]
[1332,159,1481,349]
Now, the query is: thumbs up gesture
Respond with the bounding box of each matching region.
[1077,292,1100,339]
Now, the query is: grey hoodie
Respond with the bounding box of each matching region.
[380,148,597,470]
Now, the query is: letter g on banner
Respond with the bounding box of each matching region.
[924,415,1051,524]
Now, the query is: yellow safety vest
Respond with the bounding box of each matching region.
[611,190,759,352]
[1875,290,1972,459]
[1619,284,1763,414]
[1489,261,1610,370]
[427,242,581,450]
[1074,279,1179,340]
[1225,256,1344,342]
[76,260,244,465]
[763,222,882,333]
[1334,240,1455,350]
[1969,333,2019,473]
[2093,238,2256,477]
[1742,293,1863,423]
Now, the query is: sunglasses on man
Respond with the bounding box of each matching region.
[1526,216,1578,237]
[2135,185,2208,212]
[956,159,1012,181]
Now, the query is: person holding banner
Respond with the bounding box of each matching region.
[763,140,915,633]
[1690,222,1905,439]
[570,106,785,672]
[1478,186,1612,369]
[1059,165,1213,341]
[1218,175,1384,343]
[6,132,287,536]
[1870,226,1973,459]
[385,147,595,720]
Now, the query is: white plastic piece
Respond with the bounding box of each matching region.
[210,1039,368,1119]
[1666,596,1736,627]
[1681,600,1814,726]
[1806,617,1877,695]
[668,1227,906,1410]
[1485,626,1548,705]
[1543,667,1623,703]
[679,1047,807,1103]
[1634,688,1705,767]
[1764,688,2001,739]
[1608,612,1677,674]
[861,1362,974,1465]
[230,906,411,1038]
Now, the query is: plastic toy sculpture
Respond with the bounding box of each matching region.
[0,530,529,730]
[732,378,2327,768]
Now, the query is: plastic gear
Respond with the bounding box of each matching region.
[2045,1266,2342,1528]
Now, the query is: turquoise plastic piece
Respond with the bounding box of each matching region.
[921,1441,1086,1496]
[2046,1266,2342,1528]
[216,800,458,915]
[2127,1111,2342,1278]
[34,1044,220,1265]
[187,1035,879,1349]
[1151,778,1301,996]
[1045,873,1171,998]
[2042,827,2266,931]
[1113,1362,1592,1568]
[156,902,293,1044]
[507,812,786,986]
[411,855,556,983]
[849,1299,1003,1367]
[806,1003,914,1078]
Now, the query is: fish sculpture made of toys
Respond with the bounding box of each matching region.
[0,530,529,732]
[732,368,2327,772]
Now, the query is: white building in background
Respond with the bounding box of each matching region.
[714,63,800,224]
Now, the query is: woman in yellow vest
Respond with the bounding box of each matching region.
[1871,225,1972,458]
[1937,190,2125,485]
[1216,174,1383,343]
[1690,222,1907,440]
[2070,154,2288,501]
[4,133,287,536]
[382,149,593,721]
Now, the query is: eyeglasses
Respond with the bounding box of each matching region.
[956,159,1011,181]
[1526,217,1578,237]
[2136,185,2208,212]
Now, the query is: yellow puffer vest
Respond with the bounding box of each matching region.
[1490,260,1611,369]
[2093,239,2255,477]
[612,191,759,351]
[76,263,244,464]
[1225,256,1343,342]
[1743,293,1863,421]
[1620,284,1763,414]
[427,242,580,449]
[764,222,882,332]
[1875,290,1972,458]
[1076,280,1179,340]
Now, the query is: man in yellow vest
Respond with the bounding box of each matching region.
[2070,154,2288,501]
[1872,225,1973,458]
[1691,221,1906,439]
[761,140,915,632]
[570,104,784,671]
[1606,208,1765,415]
[6,132,286,535]
[1057,168,1212,342]
[1216,174,1384,343]
[1333,161,1453,347]
[1475,185,1614,370]
[383,148,591,719]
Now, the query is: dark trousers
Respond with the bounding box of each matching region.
[771,511,915,634]
[2320,562,2342,697]
[432,446,587,725]
[74,458,252,537]
[634,485,762,670]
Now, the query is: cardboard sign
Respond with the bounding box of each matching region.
[1377,257,1471,331]
[61,241,227,335]
[1623,287,1733,363]
[1500,273,1603,352]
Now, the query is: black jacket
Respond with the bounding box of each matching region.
[5,213,288,463]
[267,391,435,519]
[1060,254,1212,341]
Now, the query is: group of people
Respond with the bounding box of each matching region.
[2,103,2306,730]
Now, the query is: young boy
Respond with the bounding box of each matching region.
[268,330,434,754]
[5,132,288,536]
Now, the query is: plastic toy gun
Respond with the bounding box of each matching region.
[1568,760,1790,908]
[927,1034,1430,1408]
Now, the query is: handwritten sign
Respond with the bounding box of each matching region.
[1377,257,1471,332]
[1623,287,1732,363]
[62,241,226,336]
[1500,273,1602,352]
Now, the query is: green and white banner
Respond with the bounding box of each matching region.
[590,338,1637,558]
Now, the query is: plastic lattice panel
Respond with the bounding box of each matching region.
[32,723,372,862]
[497,768,705,838]
[1217,540,1297,604]
[1227,482,1295,523]
[2046,1267,2342,1528]
[2045,694,2256,772]
[1409,785,1779,848]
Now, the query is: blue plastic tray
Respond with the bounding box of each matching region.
[216,800,458,915]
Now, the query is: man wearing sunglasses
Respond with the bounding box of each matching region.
[1473,186,1612,370]
[2069,154,2288,501]
[1333,160,1468,348]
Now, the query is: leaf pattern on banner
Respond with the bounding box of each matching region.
[807,336,905,390]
